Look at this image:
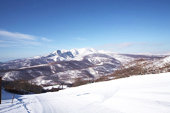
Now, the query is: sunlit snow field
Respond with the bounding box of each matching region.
[1,72,170,113]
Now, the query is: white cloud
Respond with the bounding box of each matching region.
[98,42,170,55]
[118,42,132,48]
[0,30,36,40]
[0,40,18,43]
[0,30,51,47]
[98,42,147,51]
[99,42,132,50]
[41,37,52,42]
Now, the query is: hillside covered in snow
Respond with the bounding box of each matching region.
[0,48,164,85]
[1,72,170,113]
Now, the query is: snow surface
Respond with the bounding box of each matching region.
[1,72,170,113]
[43,85,68,90]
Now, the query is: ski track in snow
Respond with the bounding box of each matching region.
[36,96,54,113]
[1,72,170,113]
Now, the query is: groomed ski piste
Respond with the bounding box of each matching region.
[1,72,170,113]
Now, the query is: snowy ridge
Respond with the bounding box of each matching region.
[28,48,99,62]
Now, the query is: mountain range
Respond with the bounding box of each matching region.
[0,48,166,85]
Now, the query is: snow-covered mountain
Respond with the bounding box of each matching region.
[0,48,165,85]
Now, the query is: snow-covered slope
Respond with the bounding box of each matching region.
[153,56,170,67]
[122,56,170,74]
[1,72,170,113]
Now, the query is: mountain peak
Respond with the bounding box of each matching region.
[74,48,99,55]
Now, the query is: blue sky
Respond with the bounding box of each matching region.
[0,0,170,62]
